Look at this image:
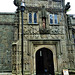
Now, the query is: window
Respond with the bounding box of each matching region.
[72,31,75,43]
[34,13,37,23]
[49,14,58,24]
[29,13,32,23]
[54,14,58,24]
[28,12,37,24]
[50,14,53,24]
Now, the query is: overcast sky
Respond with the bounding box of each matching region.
[0,0,74,14]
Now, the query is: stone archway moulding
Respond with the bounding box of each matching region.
[33,45,57,74]
[28,40,60,74]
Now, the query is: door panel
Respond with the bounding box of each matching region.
[36,48,55,75]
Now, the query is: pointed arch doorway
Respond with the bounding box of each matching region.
[36,48,55,75]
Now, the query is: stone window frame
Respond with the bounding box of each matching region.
[28,12,38,24]
[49,14,58,25]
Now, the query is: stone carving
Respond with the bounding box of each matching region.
[24,34,64,40]
[39,6,50,34]
[41,6,47,17]
[24,26,39,35]
[23,26,65,35]
[39,28,50,34]
[50,26,59,34]
[50,26,65,34]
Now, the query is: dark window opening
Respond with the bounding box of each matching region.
[50,14,53,24]
[34,13,37,23]
[72,31,75,43]
[29,13,32,23]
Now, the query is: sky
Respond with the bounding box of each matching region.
[0,0,17,13]
[65,0,75,14]
[0,0,74,14]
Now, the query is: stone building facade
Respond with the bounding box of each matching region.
[0,0,75,75]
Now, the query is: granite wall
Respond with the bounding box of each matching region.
[0,13,15,72]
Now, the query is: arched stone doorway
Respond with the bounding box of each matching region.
[35,48,55,75]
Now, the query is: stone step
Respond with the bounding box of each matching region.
[0,73,12,75]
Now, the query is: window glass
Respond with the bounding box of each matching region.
[34,13,37,23]
[72,33,74,38]
[54,14,58,24]
[50,14,53,24]
[29,13,32,23]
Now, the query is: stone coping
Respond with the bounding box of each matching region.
[0,12,15,15]
[0,73,12,75]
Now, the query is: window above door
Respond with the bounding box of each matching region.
[49,14,58,25]
[28,12,38,24]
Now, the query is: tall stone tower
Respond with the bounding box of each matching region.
[13,0,68,75]
[12,0,75,75]
[0,0,75,75]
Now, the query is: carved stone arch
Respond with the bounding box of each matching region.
[34,45,54,54]
[33,45,57,74]
[35,47,55,75]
